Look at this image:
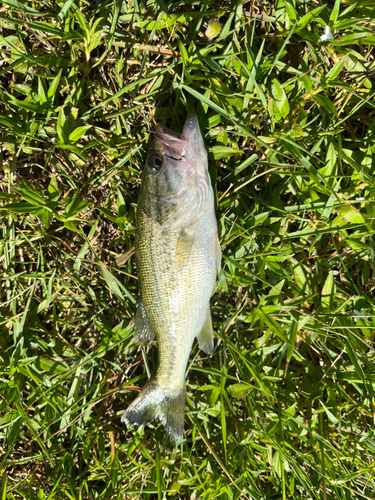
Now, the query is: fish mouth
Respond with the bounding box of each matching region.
[151,124,186,160]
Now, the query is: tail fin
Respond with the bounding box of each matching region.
[122,378,186,442]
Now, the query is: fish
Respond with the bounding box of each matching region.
[122,114,221,442]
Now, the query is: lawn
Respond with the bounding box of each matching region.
[1,0,375,499]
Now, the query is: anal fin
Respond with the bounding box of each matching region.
[134,300,155,345]
[196,307,214,354]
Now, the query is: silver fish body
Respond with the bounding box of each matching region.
[122,115,221,441]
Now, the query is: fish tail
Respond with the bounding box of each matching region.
[122,378,186,442]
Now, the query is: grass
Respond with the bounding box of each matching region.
[1,0,375,498]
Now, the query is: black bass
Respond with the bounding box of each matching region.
[122,114,221,441]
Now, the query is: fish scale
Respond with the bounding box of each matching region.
[140,222,214,387]
[122,114,221,441]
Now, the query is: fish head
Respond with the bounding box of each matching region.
[139,114,211,228]
[142,114,208,200]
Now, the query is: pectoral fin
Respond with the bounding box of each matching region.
[196,307,214,354]
[134,300,155,345]
[176,228,197,271]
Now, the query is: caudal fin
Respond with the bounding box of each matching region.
[122,378,186,442]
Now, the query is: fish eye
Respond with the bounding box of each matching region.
[148,154,163,171]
